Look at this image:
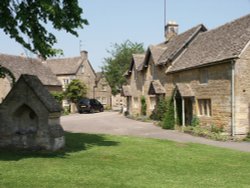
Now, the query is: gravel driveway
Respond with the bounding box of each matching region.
[61,111,250,152]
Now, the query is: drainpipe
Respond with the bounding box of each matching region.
[231,60,235,136]
[182,97,185,127]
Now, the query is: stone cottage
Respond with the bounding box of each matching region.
[0,54,62,103]
[46,51,96,98]
[0,74,64,151]
[94,72,112,108]
[165,14,250,136]
[123,22,207,116]
[123,54,145,115]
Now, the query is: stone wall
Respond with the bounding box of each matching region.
[76,60,96,98]
[166,63,232,133]
[234,44,250,134]
[0,75,64,151]
[0,77,11,103]
[95,77,112,107]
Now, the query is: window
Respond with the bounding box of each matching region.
[102,97,107,104]
[133,97,139,108]
[198,99,211,116]
[199,69,208,84]
[150,96,156,110]
[81,65,84,74]
[102,84,107,91]
[63,79,69,85]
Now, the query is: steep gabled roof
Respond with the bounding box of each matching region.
[2,74,62,112]
[121,85,132,97]
[133,54,145,70]
[148,80,165,95]
[126,53,145,76]
[158,24,207,65]
[168,14,250,73]
[140,24,206,70]
[149,45,167,64]
[95,72,103,82]
[175,83,194,97]
[46,56,83,75]
[0,54,61,86]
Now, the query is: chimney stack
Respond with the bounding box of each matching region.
[80,50,88,60]
[165,21,178,41]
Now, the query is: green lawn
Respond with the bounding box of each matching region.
[0,132,250,188]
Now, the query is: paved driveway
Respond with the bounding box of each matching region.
[61,112,250,152]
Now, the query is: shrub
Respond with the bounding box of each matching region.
[191,115,200,127]
[150,96,168,121]
[162,97,175,130]
[140,96,147,116]
[211,124,223,133]
[51,91,64,105]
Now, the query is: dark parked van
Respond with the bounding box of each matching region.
[77,98,104,113]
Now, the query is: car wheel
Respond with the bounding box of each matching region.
[79,110,83,114]
[99,107,104,112]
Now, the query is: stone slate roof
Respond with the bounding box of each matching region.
[19,74,62,112]
[148,80,165,95]
[121,85,132,97]
[0,54,61,86]
[168,14,250,73]
[149,45,167,65]
[133,54,145,70]
[46,56,83,75]
[158,24,207,65]
[176,83,194,97]
[126,54,145,75]
[95,72,103,82]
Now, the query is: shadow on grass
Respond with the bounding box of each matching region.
[0,132,119,161]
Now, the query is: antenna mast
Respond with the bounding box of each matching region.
[164,0,166,26]
[164,0,167,38]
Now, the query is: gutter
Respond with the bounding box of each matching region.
[166,57,238,75]
[231,60,236,136]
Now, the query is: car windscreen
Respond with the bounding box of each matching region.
[78,99,90,105]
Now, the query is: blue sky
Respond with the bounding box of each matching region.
[0,0,250,72]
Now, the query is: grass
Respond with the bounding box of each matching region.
[0,132,250,188]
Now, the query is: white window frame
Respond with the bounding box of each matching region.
[133,97,139,108]
[197,99,211,117]
[149,96,156,110]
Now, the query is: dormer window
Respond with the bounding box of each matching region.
[80,64,84,74]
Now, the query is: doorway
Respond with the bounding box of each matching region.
[184,97,193,125]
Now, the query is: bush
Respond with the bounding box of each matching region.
[51,91,64,105]
[191,115,200,127]
[161,97,175,130]
[211,124,223,133]
[140,96,147,116]
[150,96,168,121]
[243,132,250,141]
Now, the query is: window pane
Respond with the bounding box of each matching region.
[198,99,211,117]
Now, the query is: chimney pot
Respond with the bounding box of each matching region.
[80,50,88,60]
[165,21,179,41]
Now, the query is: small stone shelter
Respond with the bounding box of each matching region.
[0,74,65,151]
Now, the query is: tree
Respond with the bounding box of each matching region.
[102,40,144,95]
[0,0,88,59]
[0,65,15,84]
[64,79,87,103]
